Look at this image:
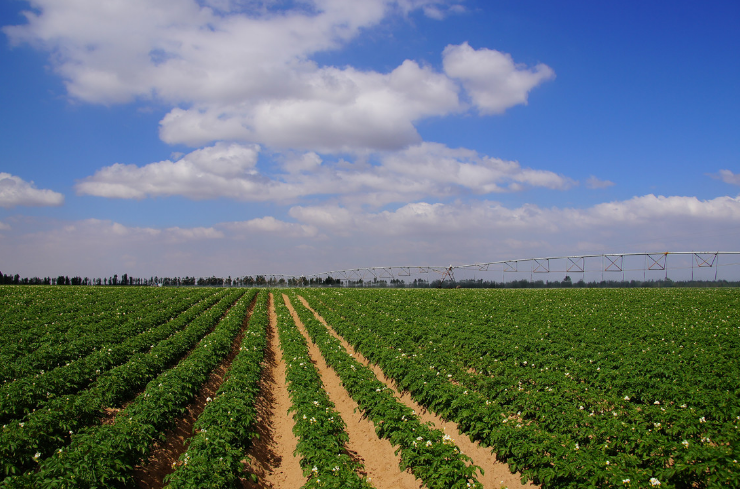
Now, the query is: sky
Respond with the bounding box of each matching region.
[1,0,739,280]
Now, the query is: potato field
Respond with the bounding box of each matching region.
[0,286,737,489]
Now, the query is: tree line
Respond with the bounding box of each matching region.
[1,271,738,288]
[0,272,313,287]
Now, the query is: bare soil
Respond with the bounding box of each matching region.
[283,294,423,489]
[242,293,305,489]
[296,294,537,489]
[133,293,259,489]
[108,289,537,489]
[101,295,239,426]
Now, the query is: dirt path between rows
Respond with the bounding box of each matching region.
[243,293,305,489]
[296,294,536,489]
[134,292,258,489]
[283,294,423,489]
[102,293,241,426]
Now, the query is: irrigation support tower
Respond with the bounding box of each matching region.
[258,251,740,286]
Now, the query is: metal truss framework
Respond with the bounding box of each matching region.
[266,251,740,285]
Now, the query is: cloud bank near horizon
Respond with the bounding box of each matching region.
[3,193,739,277]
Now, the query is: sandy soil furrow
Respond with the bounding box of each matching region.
[133,292,258,489]
[243,293,305,489]
[283,294,423,489]
[102,293,242,426]
[296,295,536,489]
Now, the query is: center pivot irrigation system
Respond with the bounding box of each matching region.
[259,251,740,286]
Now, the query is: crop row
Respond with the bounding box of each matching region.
[0,288,243,479]
[3,289,254,488]
[0,287,154,342]
[0,288,194,372]
[165,290,269,488]
[275,293,372,489]
[287,292,482,489]
[0,289,230,424]
[1,288,218,385]
[302,288,740,489]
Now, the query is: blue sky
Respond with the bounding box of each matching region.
[1,0,739,279]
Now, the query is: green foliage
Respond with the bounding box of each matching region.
[301,287,740,489]
[0,289,241,479]
[165,290,269,488]
[15,289,255,488]
[274,293,373,489]
[287,291,483,489]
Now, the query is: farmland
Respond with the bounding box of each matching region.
[0,286,738,488]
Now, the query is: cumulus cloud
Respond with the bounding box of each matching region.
[6,2,550,152]
[0,173,65,208]
[288,194,740,238]
[586,176,615,189]
[710,169,740,185]
[385,142,575,192]
[158,59,461,150]
[443,42,555,114]
[76,141,576,203]
[76,143,262,199]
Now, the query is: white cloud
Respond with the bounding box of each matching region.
[711,169,740,185]
[586,175,615,189]
[288,194,740,241]
[0,217,226,277]
[3,194,739,278]
[443,42,555,114]
[0,173,65,208]
[0,222,10,231]
[289,205,355,236]
[583,194,740,224]
[4,0,389,105]
[18,218,224,246]
[76,142,261,199]
[165,226,225,241]
[6,2,550,152]
[159,59,461,151]
[382,142,575,194]
[76,141,576,203]
[282,152,323,173]
[223,216,319,237]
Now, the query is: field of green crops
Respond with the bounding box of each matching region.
[300,287,740,488]
[0,285,737,488]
